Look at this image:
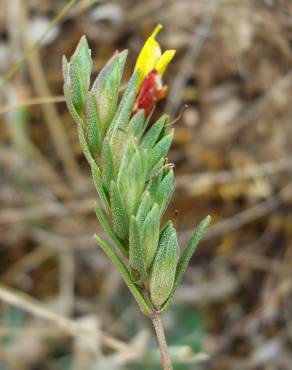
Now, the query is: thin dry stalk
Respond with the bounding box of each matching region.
[3,0,71,199]
[151,312,173,370]
[0,95,65,115]
[0,0,78,89]
[20,2,82,186]
[0,284,128,352]
[58,248,75,316]
[176,157,292,190]
[0,197,96,224]
[180,181,292,245]
[2,181,292,246]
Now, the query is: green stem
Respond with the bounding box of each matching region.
[94,234,151,316]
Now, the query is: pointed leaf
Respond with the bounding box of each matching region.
[118,147,146,216]
[64,83,110,213]
[147,131,173,176]
[95,234,151,316]
[154,169,175,217]
[110,180,129,242]
[93,50,127,134]
[95,201,128,257]
[141,114,168,149]
[107,71,139,140]
[128,109,146,140]
[85,91,102,158]
[116,139,135,179]
[147,158,164,195]
[129,216,147,283]
[150,222,179,309]
[141,203,160,269]
[69,36,92,112]
[101,138,115,190]
[90,162,111,214]
[161,215,211,311]
[107,72,139,166]
[136,191,154,225]
[63,83,85,129]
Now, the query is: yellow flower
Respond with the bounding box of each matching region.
[135,24,175,87]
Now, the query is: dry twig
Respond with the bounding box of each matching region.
[0,95,65,115]
[180,181,292,244]
[20,3,82,186]
[0,0,78,89]
[0,284,129,352]
[176,157,292,190]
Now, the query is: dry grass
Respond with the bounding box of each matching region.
[0,0,292,369]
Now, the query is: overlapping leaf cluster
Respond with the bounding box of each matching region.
[63,37,210,314]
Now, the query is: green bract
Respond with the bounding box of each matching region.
[63,37,211,314]
[150,221,179,308]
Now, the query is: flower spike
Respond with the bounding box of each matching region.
[63,26,210,370]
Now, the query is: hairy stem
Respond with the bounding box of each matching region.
[151,312,173,370]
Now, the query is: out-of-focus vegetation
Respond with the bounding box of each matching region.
[0,1,292,369]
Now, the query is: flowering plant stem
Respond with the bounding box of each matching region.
[96,234,173,369]
[151,312,173,370]
[63,25,211,370]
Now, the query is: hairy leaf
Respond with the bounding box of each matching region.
[85,91,102,158]
[93,50,127,134]
[128,109,146,140]
[147,131,173,177]
[150,222,179,309]
[154,169,175,217]
[68,36,92,112]
[161,215,211,311]
[136,191,154,225]
[141,203,160,269]
[129,216,146,283]
[110,180,129,243]
[141,114,168,149]
[95,201,128,257]
[101,138,115,190]
[118,147,146,216]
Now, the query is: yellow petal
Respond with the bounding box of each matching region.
[135,38,161,83]
[134,25,163,86]
[150,24,163,38]
[156,50,176,75]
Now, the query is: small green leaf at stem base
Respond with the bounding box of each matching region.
[161,215,211,312]
[150,222,179,309]
[94,234,151,316]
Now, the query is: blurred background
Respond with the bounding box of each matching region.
[1,0,292,369]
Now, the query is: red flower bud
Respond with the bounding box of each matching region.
[133,70,168,116]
